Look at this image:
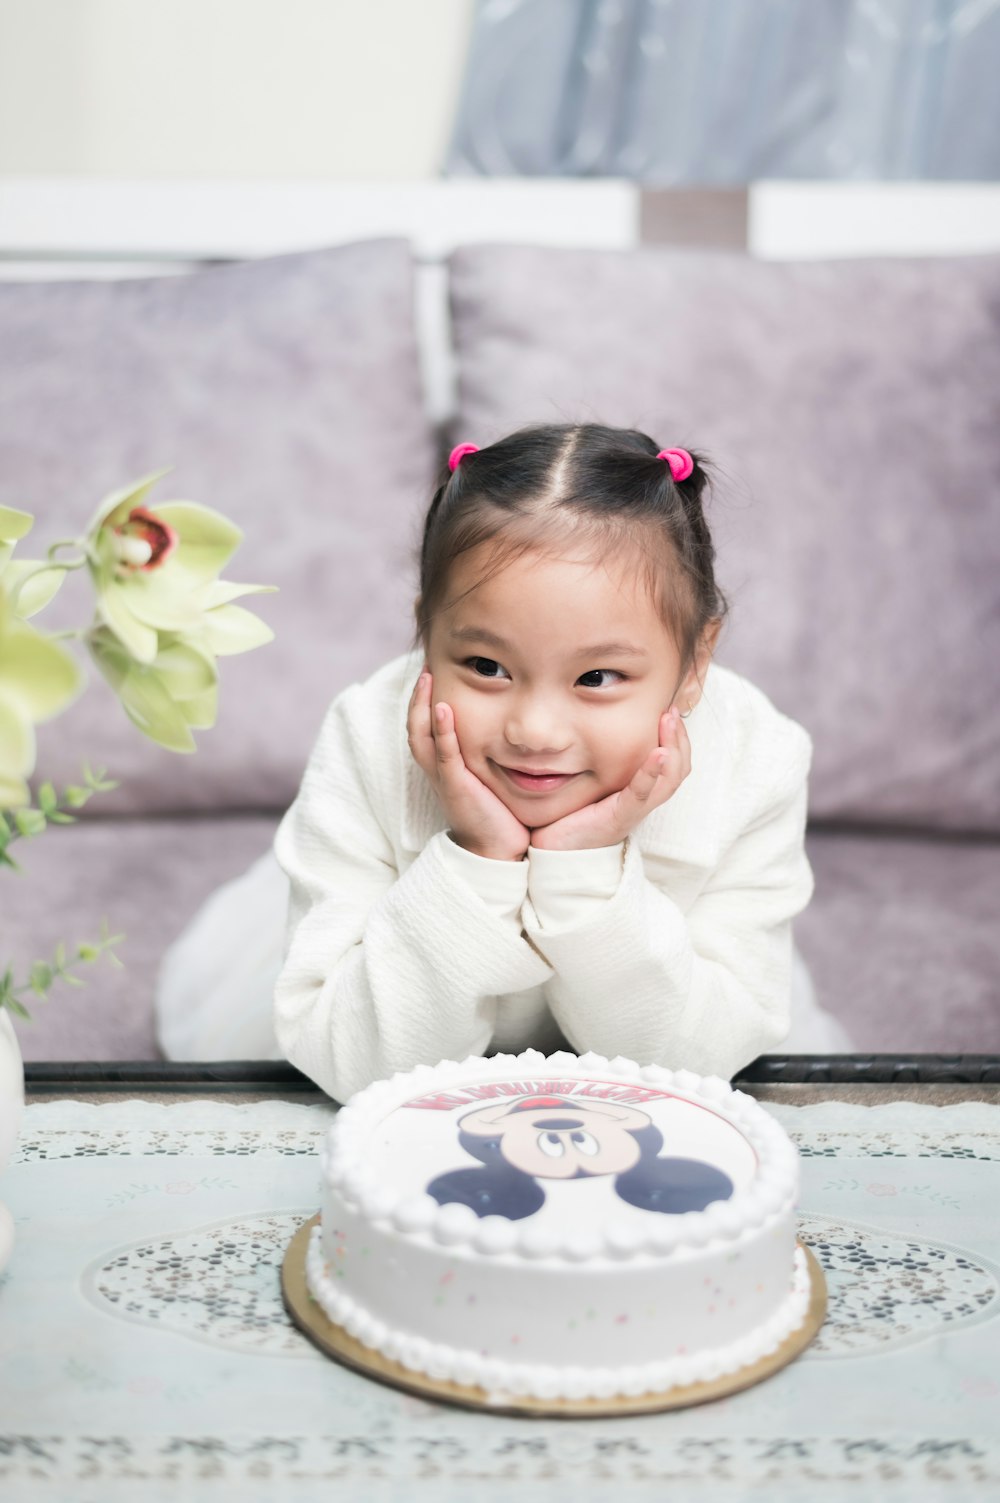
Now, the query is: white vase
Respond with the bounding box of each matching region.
[0,1008,25,1274]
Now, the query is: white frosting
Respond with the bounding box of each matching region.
[306,1049,808,1400]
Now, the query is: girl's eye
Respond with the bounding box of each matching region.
[467,656,510,680]
[577,669,624,689]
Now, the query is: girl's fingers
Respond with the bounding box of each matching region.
[629,749,669,805]
[659,704,684,746]
[628,731,689,809]
[406,672,436,769]
[431,701,466,773]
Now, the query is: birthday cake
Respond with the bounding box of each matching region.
[304,1049,812,1402]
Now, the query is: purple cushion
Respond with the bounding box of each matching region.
[449,245,1000,833]
[0,242,436,814]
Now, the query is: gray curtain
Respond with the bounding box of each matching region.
[445,0,1000,181]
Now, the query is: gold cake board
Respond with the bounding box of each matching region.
[282,1214,827,1418]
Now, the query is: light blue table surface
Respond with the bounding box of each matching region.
[1,1096,999,1503]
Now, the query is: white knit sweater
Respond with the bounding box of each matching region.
[272,651,816,1102]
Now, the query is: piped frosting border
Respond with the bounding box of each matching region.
[322,1048,799,1262]
[305,1228,812,1402]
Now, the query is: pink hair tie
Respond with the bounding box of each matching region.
[657,447,694,482]
[448,443,479,472]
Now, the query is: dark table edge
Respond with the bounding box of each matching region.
[22,1054,1000,1095]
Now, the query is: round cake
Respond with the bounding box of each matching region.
[304,1048,812,1402]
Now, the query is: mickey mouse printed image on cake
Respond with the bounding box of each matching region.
[426,1092,735,1221]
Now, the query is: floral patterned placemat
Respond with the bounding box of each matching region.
[1,1098,999,1502]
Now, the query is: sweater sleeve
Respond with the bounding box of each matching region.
[272,690,552,1102]
[521,733,815,1079]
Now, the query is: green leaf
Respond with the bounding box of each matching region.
[81,763,119,793]
[63,785,89,809]
[54,942,66,968]
[47,811,75,825]
[61,973,84,988]
[2,996,31,1020]
[77,944,98,962]
[30,962,53,995]
[14,807,46,836]
[38,781,57,814]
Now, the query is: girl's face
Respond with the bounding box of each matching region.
[424,542,714,829]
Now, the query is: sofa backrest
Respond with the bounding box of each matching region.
[448,244,1000,835]
[4,237,997,834]
[0,241,437,815]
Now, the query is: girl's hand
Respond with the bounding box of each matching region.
[529,707,691,852]
[407,671,531,862]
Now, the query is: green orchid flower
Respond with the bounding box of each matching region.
[87,625,220,754]
[85,472,275,666]
[0,504,66,619]
[0,580,82,807]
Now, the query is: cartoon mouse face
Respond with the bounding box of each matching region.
[425,1088,737,1222]
[459,1095,651,1180]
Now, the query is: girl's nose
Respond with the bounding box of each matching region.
[503,695,571,755]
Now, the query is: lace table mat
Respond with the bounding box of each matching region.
[2,1097,999,1502]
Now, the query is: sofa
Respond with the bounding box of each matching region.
[2,237,998,1062]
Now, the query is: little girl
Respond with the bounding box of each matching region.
[157,423,850,1096]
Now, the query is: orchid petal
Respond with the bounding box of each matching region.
[3,559,65,618]
[85,470,172,538]
[123,573,205,632]
[154,638,218,700]
[154,503,242,582]
[97,584,159,664]
[178,683,218,730]
[0,693,35,805]
[114,664,197,753]
[201,579,279,607]
[199,603,274,656]
[0,505,33,544]
[0,619,82,720]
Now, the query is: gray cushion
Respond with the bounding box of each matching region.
[449,245,1000,833]
[9,815,996,1061]
[0,242,436,815]
[6,814,279,1061]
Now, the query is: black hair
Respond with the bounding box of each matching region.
[415,422,729,679]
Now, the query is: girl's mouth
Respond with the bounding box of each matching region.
[497,765,579,792]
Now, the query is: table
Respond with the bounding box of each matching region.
[2,1075,999,1502]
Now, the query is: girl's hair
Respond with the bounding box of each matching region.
[416,422,728,678]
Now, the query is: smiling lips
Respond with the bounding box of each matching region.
[498,765,579,793]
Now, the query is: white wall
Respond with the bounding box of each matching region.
[0,0,475,177]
